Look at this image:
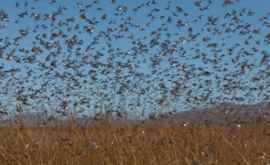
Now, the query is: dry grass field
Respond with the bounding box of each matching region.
[0,118,269,165]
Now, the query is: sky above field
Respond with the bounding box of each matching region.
[0,0,270,118]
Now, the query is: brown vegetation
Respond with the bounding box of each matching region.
[0,118,269,165]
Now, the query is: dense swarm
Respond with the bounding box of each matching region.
[0,0,269,119]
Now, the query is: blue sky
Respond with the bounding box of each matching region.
[0,0,270,118]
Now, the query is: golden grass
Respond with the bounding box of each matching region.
[0,120,269,165]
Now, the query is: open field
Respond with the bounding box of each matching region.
[0,119,270,165]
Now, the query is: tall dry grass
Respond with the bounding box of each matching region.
[0,119,269,165]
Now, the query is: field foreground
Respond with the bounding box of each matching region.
[0,120,270,165]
